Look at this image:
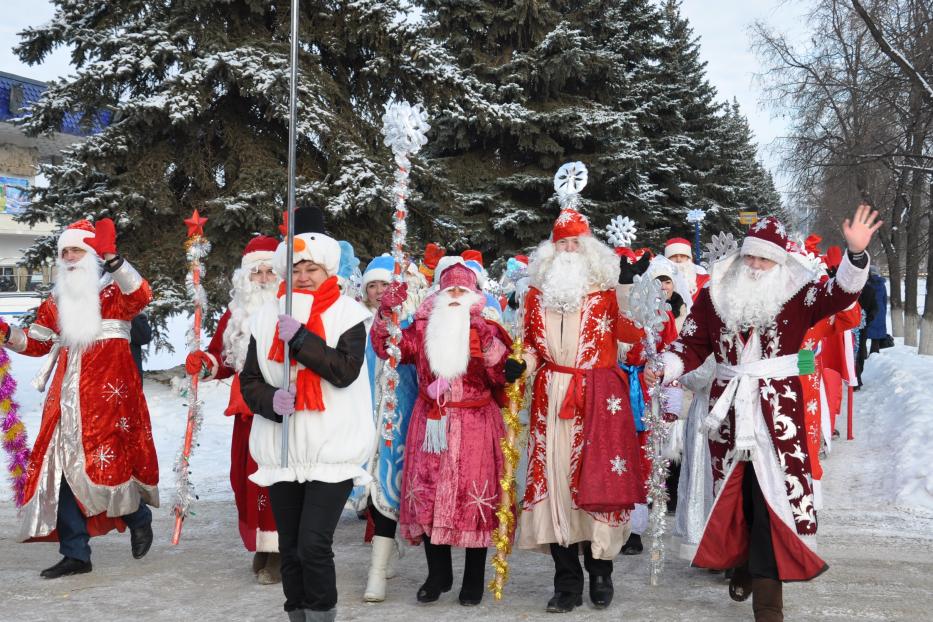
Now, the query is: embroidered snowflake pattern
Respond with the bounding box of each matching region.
[555,210,578,226]
[610,455,627,476]
[405,473,425,512]
[103,381,127,403]
[115,417,130,432]
[593,314,612,335]
[606,395,622,415]
[92,445,114,470]
[804,287,818,307]
[465,480,496,525]
[257,493,268,511]
[806,399,818,415]
[752,219,769,232]
[681,317,697,337]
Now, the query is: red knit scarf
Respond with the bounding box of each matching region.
[267,276,340,412]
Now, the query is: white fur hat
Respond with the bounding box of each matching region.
[57,220,96,255]
[273,232,341,277]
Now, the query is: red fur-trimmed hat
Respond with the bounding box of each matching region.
[57,220,96,255]
[438,262,478,292]
[664,238,693,259]
[461,249,484,266]
[741,216,789,265]
[242,235,278,269]
[551,209,591,242]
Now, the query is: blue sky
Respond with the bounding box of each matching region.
[1,0,807,192]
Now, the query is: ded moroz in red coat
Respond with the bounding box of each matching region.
[661,251,869,581]
[202,308,278,553]
[14,261,159,543]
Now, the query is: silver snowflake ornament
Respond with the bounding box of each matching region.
[702,232,739,267]
[554,162,588,199]
[381,100,431,158]
[606,215,637,248]
[628,274,669,334]
[606,395,622,415]
[686,208,706,224]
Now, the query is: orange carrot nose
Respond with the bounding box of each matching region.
[294,238,307,252]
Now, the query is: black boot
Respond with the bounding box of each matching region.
[589,575,614,609]
[546,592,583,613]
[130,522,153,559]
[40,556,92,579]
[416,536,453,603]
[621,533,643,555]
[459,547,487,606]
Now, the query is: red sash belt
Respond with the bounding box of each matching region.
[543,362,587,420]
[418,389,492,421]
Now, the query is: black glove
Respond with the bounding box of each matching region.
[504,358,527,383]
[618,253,651,285]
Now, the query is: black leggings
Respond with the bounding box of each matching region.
[369,500,397,539]
[269,479,353,613]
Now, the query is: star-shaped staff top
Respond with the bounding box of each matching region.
[184,209,208,237]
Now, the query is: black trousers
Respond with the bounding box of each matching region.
[369,499,397,539]
[742,464,779,580]
[856,329,869,384]
[269,479,353,612]
[550,541,612,594]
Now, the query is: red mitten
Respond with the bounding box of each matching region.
[185,350,214,376]
[378,281,407,315]
[86,218,118,257]
[0,317,9,342]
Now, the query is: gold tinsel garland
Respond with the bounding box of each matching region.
[488,337,525,600]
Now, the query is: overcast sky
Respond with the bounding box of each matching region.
[1,0,808,192]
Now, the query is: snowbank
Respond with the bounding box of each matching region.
[859,343,933,513]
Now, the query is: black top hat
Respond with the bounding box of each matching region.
[293,201,326,235]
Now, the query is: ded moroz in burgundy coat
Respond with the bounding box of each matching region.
[662,251,869,581]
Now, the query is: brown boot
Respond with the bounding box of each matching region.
[252,552,268,574]
[751,578,783,622]
[257,552,281,585]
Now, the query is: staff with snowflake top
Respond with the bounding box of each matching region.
[1,218,159,579]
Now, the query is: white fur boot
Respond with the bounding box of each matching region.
[364,536,394,602]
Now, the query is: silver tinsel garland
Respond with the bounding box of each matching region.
[379,100,429,445]
[629,273,674,586]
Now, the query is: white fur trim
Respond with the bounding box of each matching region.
[362,267,393,289]
[662,351,685,383]
[741,236,787,265]
[665,242,692,259]
[110,259,144,294]
[834,252,869,294]
[241,251,275,270]
[255,529,279,553]
[57,228,95,254]
[272,233,341,277]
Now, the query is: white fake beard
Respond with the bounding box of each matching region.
[223,268,278,372]
[425,290,481,381]
[54,253,103,350]
[719,261,790,332]
[540,250,590,313]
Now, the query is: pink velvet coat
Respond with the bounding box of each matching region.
[371,294,510,548]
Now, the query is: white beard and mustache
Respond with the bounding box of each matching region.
[716,260,791,332]
[425,290,482,380]
[54,253,103,350]
[528,236,620,313]
[223,267,278,372]
[673,261,698,295]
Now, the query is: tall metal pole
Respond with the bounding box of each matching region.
[281,0,300,468]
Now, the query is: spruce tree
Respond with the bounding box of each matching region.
[13,0,488,327]
[418,0,661,259]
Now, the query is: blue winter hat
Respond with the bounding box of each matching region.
[337,241,360,281]
[363,254,395,288]
[463,259,487,287]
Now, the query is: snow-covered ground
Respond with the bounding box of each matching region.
[0,321,931,620]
